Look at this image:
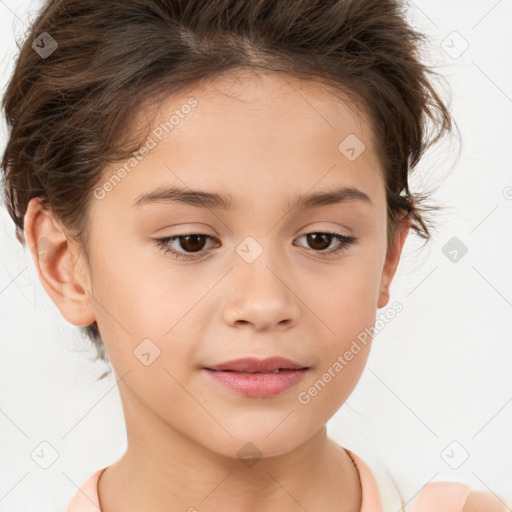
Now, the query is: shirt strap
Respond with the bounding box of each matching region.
[412,481,472,512]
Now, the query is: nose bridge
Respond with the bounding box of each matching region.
[223,234,299,329]
[235,233,287,296]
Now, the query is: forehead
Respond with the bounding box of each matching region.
[96,68,385,216]
[146,68,375,149]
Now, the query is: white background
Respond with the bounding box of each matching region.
[0,1,511,510]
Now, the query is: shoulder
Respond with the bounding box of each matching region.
[414,482,508,512]
[67,467,106,512]
[463,490,508,512]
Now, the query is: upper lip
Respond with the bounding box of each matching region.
[204,357,309,372]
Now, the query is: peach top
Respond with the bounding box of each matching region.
[66,448,472,511]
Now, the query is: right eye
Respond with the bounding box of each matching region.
[153,233,220,260]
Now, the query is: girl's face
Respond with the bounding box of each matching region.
[41,69,410,459]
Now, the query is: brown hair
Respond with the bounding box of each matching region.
[1,0,454,365]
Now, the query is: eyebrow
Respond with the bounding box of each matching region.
[132,185,373,210]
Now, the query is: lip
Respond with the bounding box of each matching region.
[204,356,309,372]
[203,357,310,398]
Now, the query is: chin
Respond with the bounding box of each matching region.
[201,426,313,463]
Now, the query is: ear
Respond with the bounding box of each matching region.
[377,211,411,309]
[23,197,96,327]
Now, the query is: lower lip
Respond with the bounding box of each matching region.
[204,369,308,398]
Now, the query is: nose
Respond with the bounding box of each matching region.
[222,250,301,332]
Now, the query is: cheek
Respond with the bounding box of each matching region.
[300,253,382,407]
[91,258,202,422]
[312,253,382,334]
[300,309,374,422]
[89,245,208,381]
[90,238,183,328]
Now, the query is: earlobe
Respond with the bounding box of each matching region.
[378,283,390,309]
[377,212,412,309]
[23,197,96,327]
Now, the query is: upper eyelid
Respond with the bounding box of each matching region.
[154,230,357,262]
[158,230,354,250]
[159,229,350,241]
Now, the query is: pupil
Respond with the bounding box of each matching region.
[308,233,330,250]
[181,235,206,252]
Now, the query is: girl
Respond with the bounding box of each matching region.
[1,0,507,510]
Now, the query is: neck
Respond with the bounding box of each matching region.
[97,385,361,512]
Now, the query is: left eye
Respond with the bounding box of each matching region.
[154,231,357,261]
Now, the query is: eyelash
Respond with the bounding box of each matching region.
[153,231,357,261]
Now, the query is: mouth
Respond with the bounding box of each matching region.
[203,357,310,398]
[206,368,302,373]
[204,356,310,373]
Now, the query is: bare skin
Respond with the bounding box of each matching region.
[24,68,411,511]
